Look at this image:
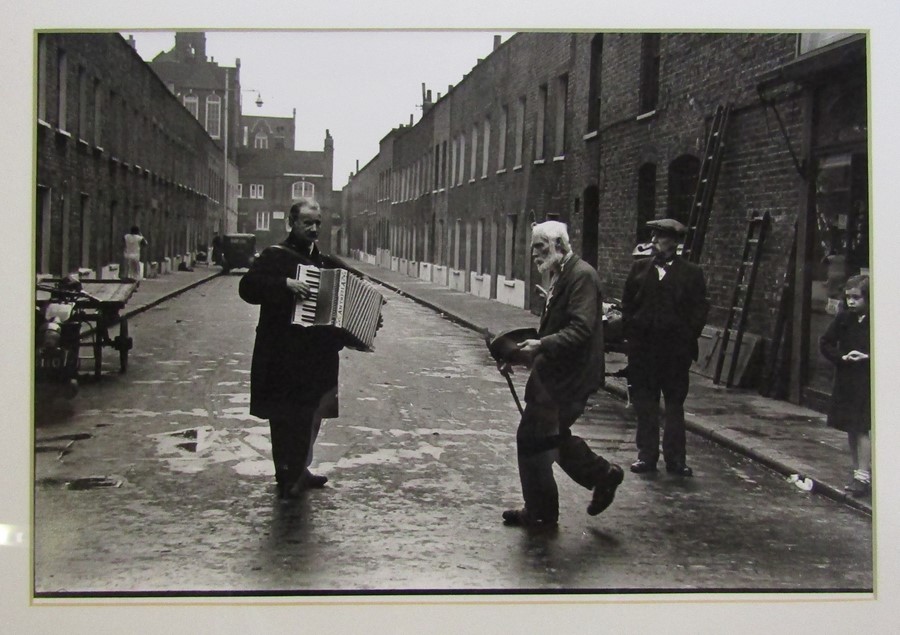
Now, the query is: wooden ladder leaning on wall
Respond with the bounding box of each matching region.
[683,103,733,264]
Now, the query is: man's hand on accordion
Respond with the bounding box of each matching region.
[286,278,313,301]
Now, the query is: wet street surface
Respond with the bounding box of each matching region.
[33,276,873,595]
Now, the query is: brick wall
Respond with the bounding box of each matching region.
[342,31,820,348]
[36,33,227,276]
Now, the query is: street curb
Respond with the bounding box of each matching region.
[602,380,872,516]
[121,270,222,321]
[363,266,872,517]
[369,277,492,336]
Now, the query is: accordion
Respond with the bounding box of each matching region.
[291,265,384,351]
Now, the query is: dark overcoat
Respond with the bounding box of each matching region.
[238,235,345,420]
[819,311,871,433]
[621,256,709,360]
[527,254,605,405]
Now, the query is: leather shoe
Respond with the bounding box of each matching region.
[285,471,329,497]
[630,459,657,474]
[502,508,557,528]
[303,471,329,488]
[587,464,624,516]
[666,463,693,477]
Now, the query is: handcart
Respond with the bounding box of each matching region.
[36,278,138,379]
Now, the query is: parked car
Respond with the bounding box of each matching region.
[220,233,257,274]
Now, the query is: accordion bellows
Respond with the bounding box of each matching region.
[292,265,384,351]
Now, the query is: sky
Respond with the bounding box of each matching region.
[126,30,514,190]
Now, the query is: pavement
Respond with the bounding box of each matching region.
[111,257,872,516]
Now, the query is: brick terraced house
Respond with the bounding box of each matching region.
[35,32,231,279]
[340,32,869,409]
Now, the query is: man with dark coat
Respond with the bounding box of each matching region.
[622,218,709,477]
[500,220,624,528]
[239,197,346,499]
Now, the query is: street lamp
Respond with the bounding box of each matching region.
[222,69,264,234]
[242,90,264,109]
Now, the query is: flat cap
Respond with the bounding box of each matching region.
[646,218,687,235]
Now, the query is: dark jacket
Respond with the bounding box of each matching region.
[238,234,345,419]
[527,254,605,405]
[622,255,709,360]
[819,311,870,433]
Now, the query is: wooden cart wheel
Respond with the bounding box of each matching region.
[118,318,130,373]
[92,328,103,380]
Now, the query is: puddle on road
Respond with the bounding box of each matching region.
[36,476,123,490]
[149,425,272,476]
[67,476,123,490]
[319,442,444,471]
[36,433,92,443]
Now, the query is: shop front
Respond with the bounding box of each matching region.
[760,33,869,411]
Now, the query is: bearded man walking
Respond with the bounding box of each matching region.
[500,220,624,528]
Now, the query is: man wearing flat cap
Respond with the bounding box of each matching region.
[622,218,709,477]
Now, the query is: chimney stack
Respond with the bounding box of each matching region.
[494,35,501,50]
[410,114,414,126]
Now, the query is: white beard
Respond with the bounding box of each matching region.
[537,250,564,275]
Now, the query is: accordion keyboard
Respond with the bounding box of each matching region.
[295,266,321,325]
[292,264,384,351]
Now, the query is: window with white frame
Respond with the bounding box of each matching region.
[497,105,508,171]
[249,183,264,199]
[292,181,315,199]
[237,183,243,198]
[515,97,525,167]
[254,132,268,149]
[92,79,103,147]
[458,133,466,185]
[184,94,199,119]
[470,124,478,180]
[482,118,491,177]
[37,36,48,122]
[57,49,68,130]
[536,84,548,160]
[77,66,89,140]
[205,94,221,139]
[256,211,271,231]
[554,74,568,157]
[450,138,457,186]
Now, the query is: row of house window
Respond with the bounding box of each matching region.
[237,181,315,200]
[359,33,662,213]
[36,37,221,199]
[380,73,569,206]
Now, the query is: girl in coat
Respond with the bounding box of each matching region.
[819,274,871,497]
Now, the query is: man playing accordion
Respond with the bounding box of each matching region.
[240,197,368,499]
